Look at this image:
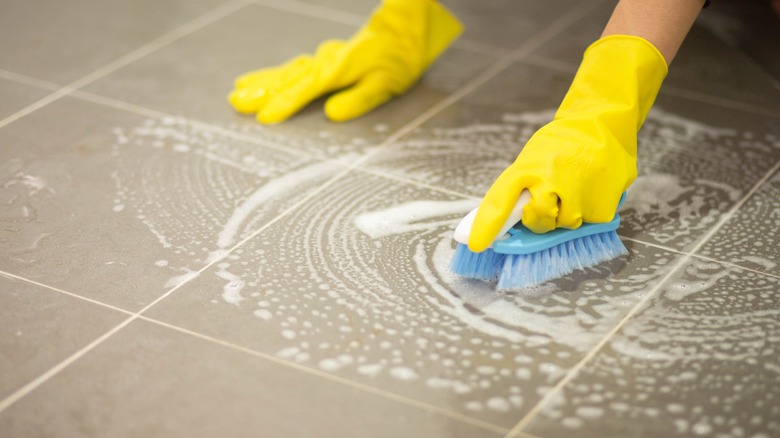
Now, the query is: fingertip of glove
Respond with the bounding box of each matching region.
[256,109,288,125]
[228,91,257,115]
[325,92,375,123]
[323,101,354,123]
[466,225,493,253]
[325,108,362,123]
[466,239,488,254]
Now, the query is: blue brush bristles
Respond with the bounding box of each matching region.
[495,230,627,290]
[451,244,505,281]
[451,194,629,290]
[451,230,627,290]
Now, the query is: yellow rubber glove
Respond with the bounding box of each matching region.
[228,0,462,124]
[468,35,668,253]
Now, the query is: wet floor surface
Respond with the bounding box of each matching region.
[1,0,779,437]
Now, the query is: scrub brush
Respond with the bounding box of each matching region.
[451,190,628,290]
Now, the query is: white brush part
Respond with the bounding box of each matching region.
[453,190,531,246]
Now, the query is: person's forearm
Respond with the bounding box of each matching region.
[601,0,705,65]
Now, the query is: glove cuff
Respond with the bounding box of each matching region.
[555,35,668,139]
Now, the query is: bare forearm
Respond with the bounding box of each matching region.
[601,0,705,65]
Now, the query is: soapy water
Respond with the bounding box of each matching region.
[533,261,780,436]
[108,108,779,417]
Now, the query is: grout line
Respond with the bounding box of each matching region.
[519,54,578,74]
[451,39,510,59]
[619,235,690,254]
[0,316,137,414]
[0,271,134,316]
[504,0,610,63]
[0,87,78,131]
[0,70,63,92]
[660,85,780,119]
[621,236,780,281]
[51,0,250,93]
[0,0,249,132]
[505,154,780,437]
[69,89,324,163]
[70,89,180,120]
[691,254,780,281]
[138,315,511,435]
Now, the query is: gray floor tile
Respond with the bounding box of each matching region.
[0,97,341,310]
[524,259,780,438]
[528,1,780,114]
[365,61,780,251]
[699,168,780,276]
[0,273,126,400]
[0,79,52,120]
[0,319,503,438]
[0,0,229,85]
[84,3,498,161]
[145,170,684,428]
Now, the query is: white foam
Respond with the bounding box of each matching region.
[357,363,384,377]
[390,367,419,381]
[486,397,511,412]
[665,268,729,301]
[215,262,246,305]
[216,161,336,249]
[254,309,273,320]
[353,199,477,239]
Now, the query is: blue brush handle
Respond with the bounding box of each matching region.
[493,192,626,255]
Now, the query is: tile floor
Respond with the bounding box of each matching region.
[1,0,779,437]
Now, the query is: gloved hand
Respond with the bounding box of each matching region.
[228,0,462,124]
[468,35,668,253]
